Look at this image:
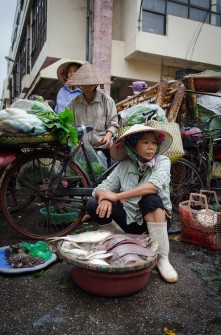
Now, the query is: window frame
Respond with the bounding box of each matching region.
[142,0,221,35]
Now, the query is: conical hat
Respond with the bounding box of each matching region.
[110,124,173,161]
[57,61,83,84]
[65,61,111,86]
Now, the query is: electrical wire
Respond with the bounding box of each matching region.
[185,4,220,61]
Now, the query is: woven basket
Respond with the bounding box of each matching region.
[145,120,184,163]
[0,132,57,146]
[58,236,158,273]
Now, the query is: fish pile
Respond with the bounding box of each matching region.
[49,230,158,267]
[5,243,45,268]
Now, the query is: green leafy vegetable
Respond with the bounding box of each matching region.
[28,106,78,146]
[80,160,106,178]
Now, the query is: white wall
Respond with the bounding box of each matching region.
[111,41,161,82]
[134,15,221,67]
[47,0,87,60]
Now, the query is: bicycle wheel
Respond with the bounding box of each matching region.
[170,158,204,213]
[184,151,208,185]
[0,150,89,240]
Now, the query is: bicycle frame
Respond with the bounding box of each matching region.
[182,114,221,189]
[69,136,119,190]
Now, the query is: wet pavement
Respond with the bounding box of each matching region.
[0,215,220,335]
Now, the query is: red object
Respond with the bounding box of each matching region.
[71,262,156,297]
[193,78,221,92]
[179,198,221,250]
[213,145,221,159]
[0,149,16,169]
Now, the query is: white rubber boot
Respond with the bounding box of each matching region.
[147,221,178,283]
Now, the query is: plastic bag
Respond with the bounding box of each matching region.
[22,241,52,261]
[10,99,54,114]
[118,103,167,127]
[75,135,107,178]
[0,107,46,135]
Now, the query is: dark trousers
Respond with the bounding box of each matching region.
[86,194,172,234]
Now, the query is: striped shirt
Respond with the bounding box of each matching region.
[92,155,172,226]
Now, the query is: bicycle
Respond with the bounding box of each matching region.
[0,122,204,240]
[181,114,221,191]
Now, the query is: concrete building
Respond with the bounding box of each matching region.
[1,0,221,109]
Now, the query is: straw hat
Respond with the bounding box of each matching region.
[65,61,111,86]
[110,124,173,161]
[57,61,83,85]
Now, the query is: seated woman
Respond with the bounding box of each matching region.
[86,124,178,283]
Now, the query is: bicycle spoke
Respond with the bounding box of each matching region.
[170,158,204,213]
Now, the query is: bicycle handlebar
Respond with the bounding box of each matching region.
[142,109,158,117]
[75,124,93,137]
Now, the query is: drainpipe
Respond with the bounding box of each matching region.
[86,0,93,62]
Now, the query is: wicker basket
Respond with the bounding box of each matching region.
[0,132,57,147]
[40,206,81,225]
[179,190,221,250]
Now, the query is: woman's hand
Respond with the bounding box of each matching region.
[98,190,118,203]
[96,200,112,218]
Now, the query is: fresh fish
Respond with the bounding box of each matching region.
[87,251,113,259]
[61,241,83,249]
[48,230,113,244]
[109,244,157,262]
[61,248,88,257]
[110,254,146,266]
[87,259,109,266]
[96,235,143,251]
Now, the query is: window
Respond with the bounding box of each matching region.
[189,8,210,22]
[142,11,165,35]
[142,0,221,35]
[31,0,47,67]
[167,2,188,18]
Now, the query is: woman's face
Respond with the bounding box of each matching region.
[67,65,79,79]
[134,132,158,160]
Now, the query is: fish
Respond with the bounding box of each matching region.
[61,248,88,258]
[96,235,143,252]
[110,254,146,266]
[87,251,113,259]
[61,241,83,249]
[47,230,113,244]
[87,259,109,266]
[109,244,157,262]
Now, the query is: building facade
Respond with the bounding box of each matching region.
[1,0,221,108]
